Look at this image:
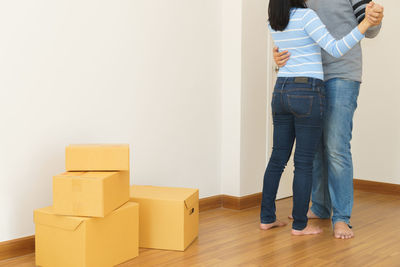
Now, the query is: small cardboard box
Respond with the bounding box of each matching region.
[129,185,199,251]
[66,144,129,171]
[53,171,129,217]
[34,202,139,267]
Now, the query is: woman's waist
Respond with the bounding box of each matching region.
[274,77,325,93]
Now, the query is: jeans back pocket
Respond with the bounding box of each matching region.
[287,95,314,117]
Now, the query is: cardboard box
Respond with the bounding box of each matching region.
[34,202,139,267]
[66,144,129,171]
[129,185,199,251]
[53,171,129,217]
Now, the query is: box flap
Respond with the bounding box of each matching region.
[67,144,129,148]
[34,206,88,231]
[65,144,130,171]
[184,190,199,210]
[55,171,118,180]
[130,185,198,202]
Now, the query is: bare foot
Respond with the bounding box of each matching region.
[288,210,321,220]
[291,225,323,236]
[260,220,287,230]
[334,222,354,239]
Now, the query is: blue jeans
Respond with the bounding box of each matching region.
[310,78,360,227]
[260,77,325,230]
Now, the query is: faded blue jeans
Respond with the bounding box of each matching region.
[260,77,325,230]
[310,78,360,227]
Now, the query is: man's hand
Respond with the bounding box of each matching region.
[366,2,384,26]
[273,47,290,68]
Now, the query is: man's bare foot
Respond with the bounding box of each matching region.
[288,210,321,220]
[291,225,323,236]
[334,222,354,239]
[260,220,287,230]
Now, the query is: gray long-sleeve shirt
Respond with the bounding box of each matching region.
[307,0,381,82]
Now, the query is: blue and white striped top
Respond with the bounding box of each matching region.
[269,8,365,80]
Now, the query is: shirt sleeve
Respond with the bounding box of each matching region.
[350,0,382,38]
[303,9,365,58]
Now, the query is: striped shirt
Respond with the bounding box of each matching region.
[269,8,365,80]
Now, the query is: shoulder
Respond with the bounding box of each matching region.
[292,8,317,19]
[300,8,320,23]
[302,8,317,17]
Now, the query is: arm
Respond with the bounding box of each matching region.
[351,0,382,38]
[303,10,369,58]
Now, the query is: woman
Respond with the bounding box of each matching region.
[260,0,374,235]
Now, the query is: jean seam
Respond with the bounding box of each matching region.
[318,94,325,118]
[271,94,277,116]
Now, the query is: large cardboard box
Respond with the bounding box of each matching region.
[129,185,199,251]
[53,171,129,217]
[34,202,139,267]
[66,144,129,171]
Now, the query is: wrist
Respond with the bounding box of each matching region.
[358,19,371,34]
[362,18,372,28]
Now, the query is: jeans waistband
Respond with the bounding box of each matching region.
[276,77,324,90]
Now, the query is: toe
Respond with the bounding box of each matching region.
[335,232,345,239]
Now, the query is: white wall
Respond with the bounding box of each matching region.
[0,0,222,242]
[353,0,400,185]
[240,0,269,196]
[220,0,269,197]
[220,0,242,196]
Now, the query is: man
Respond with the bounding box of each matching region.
[274,0,384,239]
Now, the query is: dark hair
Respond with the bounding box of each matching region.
[268,0,307,31]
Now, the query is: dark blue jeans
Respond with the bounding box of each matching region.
[260,77,325,230]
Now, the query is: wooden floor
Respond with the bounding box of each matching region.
[1,190,399,267]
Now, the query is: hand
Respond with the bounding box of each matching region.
[273,47,290,68]
[366,2,384,26]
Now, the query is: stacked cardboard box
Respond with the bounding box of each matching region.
[34,144,200,266]
[34,145,138,267]
[129,185,199,251]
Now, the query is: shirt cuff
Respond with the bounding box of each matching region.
[353,27,365,41]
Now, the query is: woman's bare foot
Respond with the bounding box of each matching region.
[260,220,287,230]
[291,225,323,236]
[334,222,354,239]
[288,210,321,220]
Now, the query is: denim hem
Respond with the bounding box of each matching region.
[292,223,307,231]
[332,218,351,228]
[260,219,277,224]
